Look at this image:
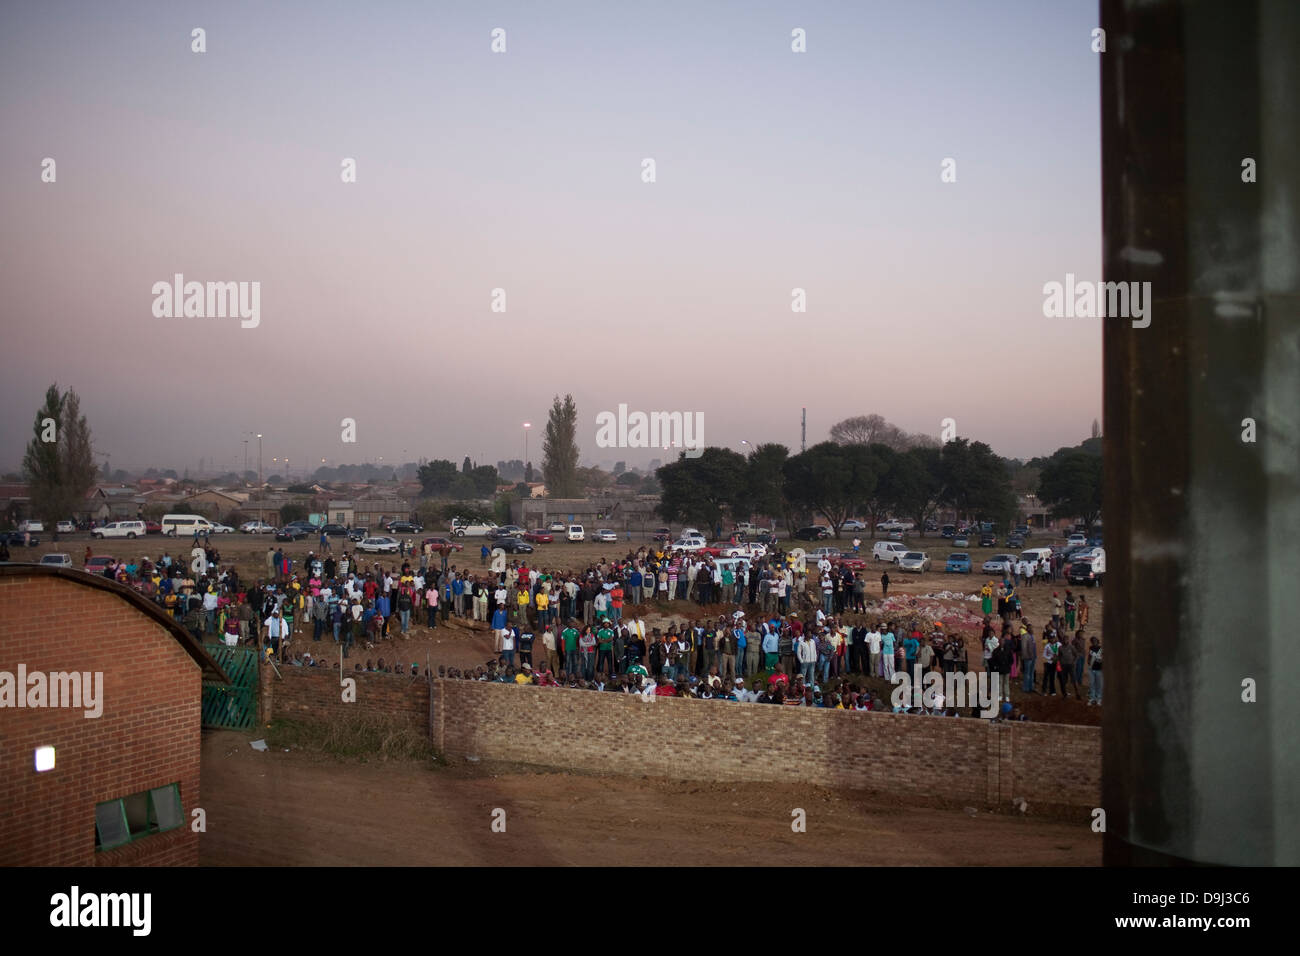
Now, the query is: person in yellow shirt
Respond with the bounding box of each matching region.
[535,588,550,628]
[516,587,530,626]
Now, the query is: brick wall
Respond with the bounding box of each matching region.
[0,574,201,866]
[263,669,1100,811]
[268,663,429,733]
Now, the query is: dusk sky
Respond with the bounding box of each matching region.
[1,0,1102,476]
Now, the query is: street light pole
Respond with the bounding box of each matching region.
[523,422,531,478]
[257,434,263,524]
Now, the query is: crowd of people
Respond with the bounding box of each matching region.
[71,534,1101,710]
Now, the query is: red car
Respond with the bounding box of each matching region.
[420,536,463,555]
[84,555,115,574]
[523,529,554,543]
[836,555,868,571]
[145,521,162,534]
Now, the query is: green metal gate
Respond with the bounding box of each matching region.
[202,644,259,730]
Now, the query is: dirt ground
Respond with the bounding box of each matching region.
[25,531,1102,724]
[198,730,1100,866]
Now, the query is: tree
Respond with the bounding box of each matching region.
[859,444,898,536]
[22,385,98,528]
[469,464,500,497]
[524,462,535,483]
[829,413,935,452]
[1037,452,1103,529]
[783,442,879,536]
[884,446,944,534]
[1091,418,1101,439]
[418,459,459,497]
[743,443,792,531]
[657,448,747,528]
[447,475,478,500]
[462,456,472,473]
[542,394,580,497]
[612,461,626,476]
[615,471,641,487]
[279,503,308,524]
[940,438,1017,529]
[576,465,612,490]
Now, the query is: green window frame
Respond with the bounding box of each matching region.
[94,783,183,851]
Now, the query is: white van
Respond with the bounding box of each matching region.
[161,514,213,537]
[93,520,146,539]
[567,524,585,542]
[1020,548,1054,568]
[873,541,908,563]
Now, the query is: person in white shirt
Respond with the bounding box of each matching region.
[264,609,286,657]
[867,626,883,677]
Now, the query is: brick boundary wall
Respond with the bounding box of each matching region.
[262,669,1100,811]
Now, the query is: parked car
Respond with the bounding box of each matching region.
[566,524,585,542]
[240,521,276,534]
[671,536,707,551]
[982,554,1017,575]
[1007,534,1025,548]
[40,553,73,568]
[979,532,997,547]
[144,520,162,534]
[721,543,768,559]
[319,523,349,537]
[420,536,463,554]
[888,530,905,541]
[1014,525,1032,538]
[897,551,931,573]
[548,521,568,534]
[385,520,424,534]
[209,522,234,534]
[793,526,829,541]
[872,541,908,563]
[945,552,972,573]
[836,554,867,571]
[652,527,673,542]
[493,537,535,554]
[940,525,956,538]
[810,547,843,563]
[348,527,368,542]
[491,525,525,539]
[752,531,780,545]
[841,519,867,532]
[92,520,146,539]
[56,520,76,534]
[357,535,400,554]
[594,529,618,543]
[953,534,970,548]
[275,526,309,541]
[1067,547,1106,585]
[523,529,554,543]
[451,519,499,537]
[1067,532,1088,548]
[84,555,114,573]
[17,520,44,533]
[1,531,39,547]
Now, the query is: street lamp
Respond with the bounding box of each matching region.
[256,434,263,524]
[523,422,531,477]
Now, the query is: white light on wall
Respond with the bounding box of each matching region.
[35,746,56,772]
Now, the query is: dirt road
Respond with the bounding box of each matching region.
[198,731,1099,866]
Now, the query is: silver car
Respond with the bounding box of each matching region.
[897,551,931,573]
[357,535,400,554]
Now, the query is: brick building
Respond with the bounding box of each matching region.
[0,565,228,866]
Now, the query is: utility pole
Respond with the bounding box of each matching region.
[801,407,806,453]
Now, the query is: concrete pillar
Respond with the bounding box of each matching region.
[1101,0,1299,865]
